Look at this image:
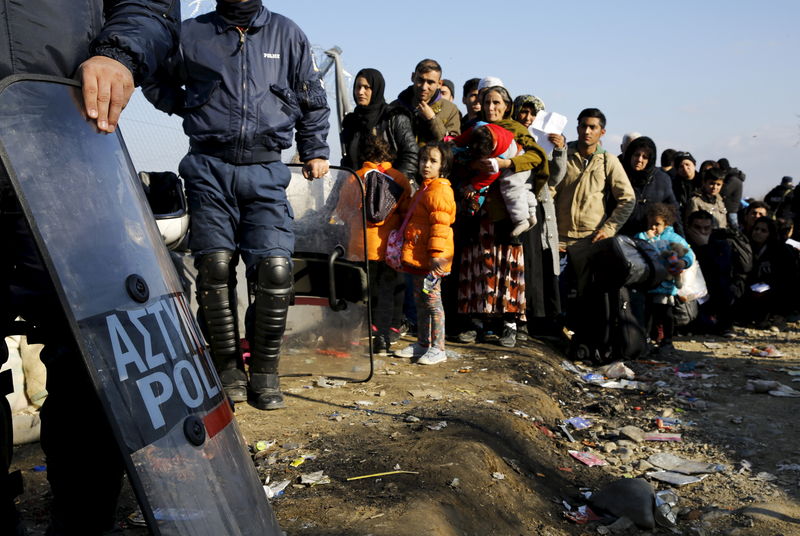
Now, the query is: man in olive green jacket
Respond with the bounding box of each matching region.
[555,108,634,248]
[554,108,635,290]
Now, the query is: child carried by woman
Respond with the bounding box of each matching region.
[452,122,537,237]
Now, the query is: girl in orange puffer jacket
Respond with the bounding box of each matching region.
[394,142,457,365]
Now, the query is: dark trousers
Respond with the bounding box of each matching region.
[368,261,404,337]
[2,188,124,535]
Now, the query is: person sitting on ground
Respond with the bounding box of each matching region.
[635,204,694,354]
[619,136,682,237]
[685,210,752,337]
[740,201,769,235]
[685,168,727,229]
[452,122,537,236]
[394,142,456,365]
[738,216,798,328]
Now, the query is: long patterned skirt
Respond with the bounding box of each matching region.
[457,218,526,320]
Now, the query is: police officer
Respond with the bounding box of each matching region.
[0,3,179,534]
[144,0,330,410]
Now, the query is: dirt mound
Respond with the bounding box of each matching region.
[11,324,800,535]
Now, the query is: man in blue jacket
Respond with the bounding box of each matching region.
[0,2,179,534]
[145,0,330,411]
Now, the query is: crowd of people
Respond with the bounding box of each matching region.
[342,59,800,363]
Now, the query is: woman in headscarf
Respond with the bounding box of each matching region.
[512,94,567,336]
[454,85,549,347]
[340,68,418,180]
[619,136,682,237]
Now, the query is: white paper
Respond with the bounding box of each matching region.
[529,112,568,157]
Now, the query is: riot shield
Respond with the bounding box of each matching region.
[0,76,280,536]
[284,164,373,381]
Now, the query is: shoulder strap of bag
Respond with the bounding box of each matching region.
[397,184,428,234]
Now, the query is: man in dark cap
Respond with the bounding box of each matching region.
[765,176,794,213]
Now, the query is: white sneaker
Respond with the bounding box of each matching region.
[417,347,447,365]
[394,343,427,358]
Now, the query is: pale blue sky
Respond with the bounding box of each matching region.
[124,0,800,198]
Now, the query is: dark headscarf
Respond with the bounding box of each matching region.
[216,0,262,26]
[622,136,657,184]
[352,68,387,134]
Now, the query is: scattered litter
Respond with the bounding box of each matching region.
[581,373,605,383]
[346,470,419,481]
[403,415,421,423]
[646,471,707,486]
[600,379,650,390]
[512,409,532,420]
[654,489,679,527]
[566,416,593,430]
[655,417,681,430]
[314,377,347,388]
[448,477,460,488]
[32,465,46,472]
[644,433,682,442]
[457,367,473,373]
[354,400,374,406]
[738,460,752,473]
[328,412,343,422]
[648,453,725,474]
[299,470,331,486]
[264,479,291,499]
[255,440,276,452]
[749,345,783,358]
[408,389,443,400]
[426,421,448,431]
[746,380,800,397]
[589,478,656,529]
[491,472,505,480]
[777,463,800,472]
[535,423,556,438]
[563,504,602,524]
[127,510,147,526]
[597,362,635,380]
[289,455,316,467]
[703,342,723,349]
[558,423,576,442]
[569,450,607,467]
[753,472,777,482]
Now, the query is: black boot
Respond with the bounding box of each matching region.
[196,250,246,402]
[247,257,292,411]
[248,373,285,410]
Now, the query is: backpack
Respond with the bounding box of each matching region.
[363,168,404,224]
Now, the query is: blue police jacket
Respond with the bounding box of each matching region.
[144,7,330,165]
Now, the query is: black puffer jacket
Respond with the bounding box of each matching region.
[340,106,419,180]
[0,0,179,83]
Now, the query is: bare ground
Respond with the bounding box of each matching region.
[12,321,800,535]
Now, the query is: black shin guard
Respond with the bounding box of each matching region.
[195,250,246,401]
[248,257,292,410]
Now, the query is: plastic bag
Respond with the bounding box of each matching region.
[677,260,707,302]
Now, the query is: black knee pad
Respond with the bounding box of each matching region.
[195,250,240,369]
[250,257,293,373]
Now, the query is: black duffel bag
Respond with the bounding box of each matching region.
[588,235,667,291]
